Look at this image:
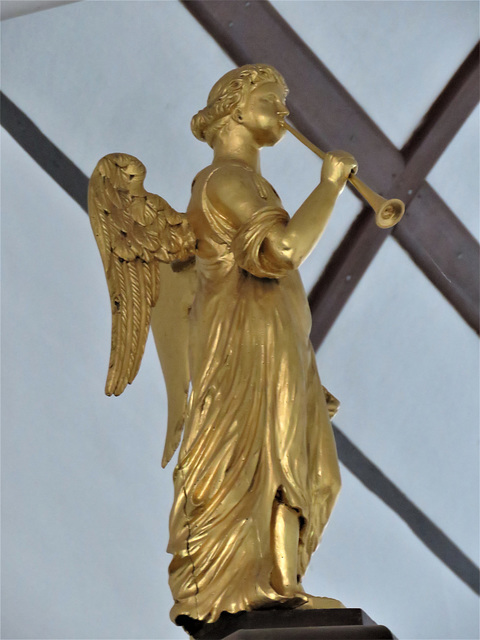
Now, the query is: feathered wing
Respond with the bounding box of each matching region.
[88,153,196,463]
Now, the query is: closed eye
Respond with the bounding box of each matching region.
[264,94,286,108]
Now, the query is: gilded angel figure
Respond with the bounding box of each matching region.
[89,64,357,631]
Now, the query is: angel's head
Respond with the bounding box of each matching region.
[191,64,289,148]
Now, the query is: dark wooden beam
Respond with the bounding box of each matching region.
[390,43,480,332]
[309,206,381,351]
[333,425,480,596]
[310,42,480,345]
[310,186,479,350]
[394,184,479,332]
[184,0,479,337]
[401,43,480,169]
[390,42,479,204]
[1,92,89,211]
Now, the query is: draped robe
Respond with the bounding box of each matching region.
[168,161,341,624]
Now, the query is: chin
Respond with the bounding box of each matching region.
[261,127,285,147]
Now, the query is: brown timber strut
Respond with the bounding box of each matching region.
[182,0,480,341]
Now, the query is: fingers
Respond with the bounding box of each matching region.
[329,150,358,174]
[321,150,358,188]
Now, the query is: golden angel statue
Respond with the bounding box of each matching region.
[88,64,358,630]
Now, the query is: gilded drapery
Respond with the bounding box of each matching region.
[168,165,340,624]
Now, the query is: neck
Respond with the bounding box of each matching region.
[212,124,261,172]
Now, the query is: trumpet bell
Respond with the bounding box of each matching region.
[375,198,405,229]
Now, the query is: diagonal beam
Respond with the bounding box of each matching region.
[394,184,479,334]
[1,92,88,210]
[308,205,380,350]
[309,190,479,349]
[183,0,479,339]
[333,425,480,596]
[400,42,480,173]
[391,42,480,333]
[310,42,480,346]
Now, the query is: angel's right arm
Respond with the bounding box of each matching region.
[269,151,358,268]
[207,152,356,273]
[264,179,342,270]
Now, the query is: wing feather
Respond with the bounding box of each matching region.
[88,153,196,397]
[107,257,128,395]
[120,259,135,390]
[130,258,148,382]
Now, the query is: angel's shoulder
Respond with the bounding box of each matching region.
[205,162,267,224]
[207,161,256,190]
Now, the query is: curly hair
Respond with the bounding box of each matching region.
[191,64,288,147]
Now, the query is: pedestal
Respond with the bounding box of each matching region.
[187,608,396,639]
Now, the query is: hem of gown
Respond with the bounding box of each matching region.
[170,588,308,628]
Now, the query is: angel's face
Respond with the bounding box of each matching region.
[239,82,289,147]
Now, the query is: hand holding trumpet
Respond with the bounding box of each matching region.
[321,150,358,193]
[285,122,404,228]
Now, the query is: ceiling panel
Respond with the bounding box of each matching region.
[2,129,184,639]
[309,465,480,640]
[317,237,479,564]
[271,0,479,149]
[427,105,479,241]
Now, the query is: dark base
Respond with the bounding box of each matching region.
[185,608,396,639]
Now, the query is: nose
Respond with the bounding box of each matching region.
[277,105,289,117]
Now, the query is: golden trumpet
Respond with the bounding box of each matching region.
[284,122,405,228]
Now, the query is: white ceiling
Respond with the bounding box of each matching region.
[2,2,479,639]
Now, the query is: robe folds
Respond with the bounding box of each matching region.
[168,163,341,624]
